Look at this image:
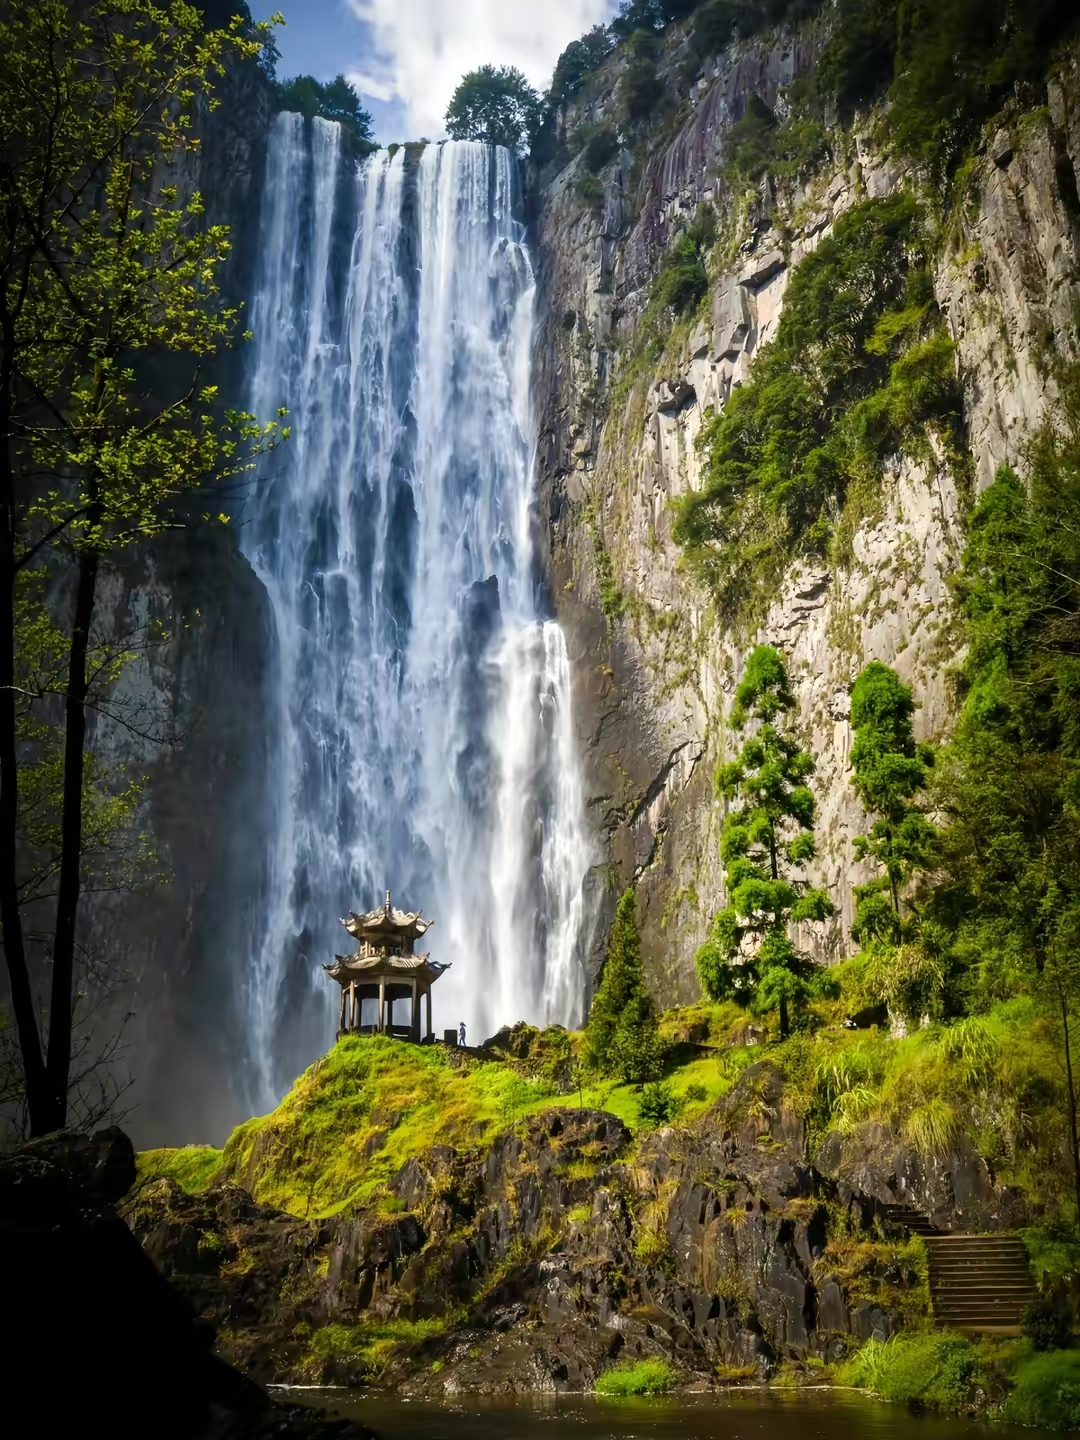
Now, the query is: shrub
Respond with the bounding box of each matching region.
[651,206,716,317]
[575,173,604,211]
[638,1080,679,1127]
[842,1331,980,1413]
[582,128,620,173]
[1003,1350,1080,1430]
[595,1357,679,1395]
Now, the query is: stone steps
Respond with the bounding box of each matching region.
[882,1203,940,1237]
[925,1234,1034,1335]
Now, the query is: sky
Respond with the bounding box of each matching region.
[253,0,617,142]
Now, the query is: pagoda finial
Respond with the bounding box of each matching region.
[384,888,391,916]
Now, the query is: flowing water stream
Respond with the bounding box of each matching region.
[241,118,593,1106]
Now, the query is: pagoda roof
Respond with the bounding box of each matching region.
[341,890,433,940]
[324,951,449,987]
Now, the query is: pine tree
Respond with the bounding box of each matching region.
[585,888,663,1083]
[696,645,835,1038]
[849,661,937,942]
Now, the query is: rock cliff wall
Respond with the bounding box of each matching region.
[82,57,278,1147]
[533,25,1080,1002]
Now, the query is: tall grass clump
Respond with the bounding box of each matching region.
[595,1357,679,1395]
[842,1332,980,1413]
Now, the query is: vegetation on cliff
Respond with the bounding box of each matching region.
[674,193,961,624]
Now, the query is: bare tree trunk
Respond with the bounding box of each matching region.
[1055,972,1080,1225]
[42,536,99,1133]
[0,313,49,1133]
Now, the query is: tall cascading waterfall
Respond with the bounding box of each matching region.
[241,114,594,1108]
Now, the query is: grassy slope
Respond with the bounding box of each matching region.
[140,988,1068,1225]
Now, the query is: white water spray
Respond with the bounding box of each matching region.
[241,118,594,1106]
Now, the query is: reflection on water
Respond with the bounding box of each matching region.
[279,1387,1055,1439]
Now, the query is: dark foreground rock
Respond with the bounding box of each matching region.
[0,1128,377,1440]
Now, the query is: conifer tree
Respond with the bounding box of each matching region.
[696,645,834,1038]
[585,888,663,1083]
[849,661,937,943]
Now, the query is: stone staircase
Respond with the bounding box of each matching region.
[925,1234,1035,1334]
[881,1202,940,1237]
[883,1205,1035,1334]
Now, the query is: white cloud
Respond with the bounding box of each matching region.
[347,0,614,140]
[345,68,396,103]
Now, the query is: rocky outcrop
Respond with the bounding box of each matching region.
[130,1071,1009,1393]
[533,26,1080,999]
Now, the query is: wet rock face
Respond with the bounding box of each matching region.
[532,27,1080,1003]
[130,1088,968,1393]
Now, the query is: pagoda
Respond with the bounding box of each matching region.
[324,891,448,1043]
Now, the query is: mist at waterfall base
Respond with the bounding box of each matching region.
[238,119,594,1112]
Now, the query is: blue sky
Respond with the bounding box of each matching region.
[253,0,617,142]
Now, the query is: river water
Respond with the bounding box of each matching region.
[282,1389,1056,1438]
[242,124,594,1108]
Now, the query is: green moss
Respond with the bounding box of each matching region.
[305,1317,447,1381]
[596,1357,679,1395]
[136,1144,223,1193]
[218,1034,558,1217]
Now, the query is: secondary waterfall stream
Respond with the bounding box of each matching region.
[241,117,593,1107]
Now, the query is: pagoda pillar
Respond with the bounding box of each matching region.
[339,986,347,1034]
[350,980,358,1030]
[424,986,432,1042]
[378,977,386,1034]
[409,977,419,1042]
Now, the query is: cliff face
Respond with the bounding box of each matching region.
[533,26,1080,1001]
[82,57,278,1147]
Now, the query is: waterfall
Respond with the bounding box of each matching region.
[241,115,594,1107]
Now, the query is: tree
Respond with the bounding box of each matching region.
[696,645,834,1037]
[445,65,543,152]
[849,661,936,940]
[0,0,283,1135]
[276,74,375,152]
[548,26,616,107]
[927,388,1080,1214]
[585,888,664,1084]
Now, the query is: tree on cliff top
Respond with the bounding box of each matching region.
[0,0,284,1135]
[445,66,543,152]
[696,645,835,1037]
[276,74,376,152]
[585,888,664,1084]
